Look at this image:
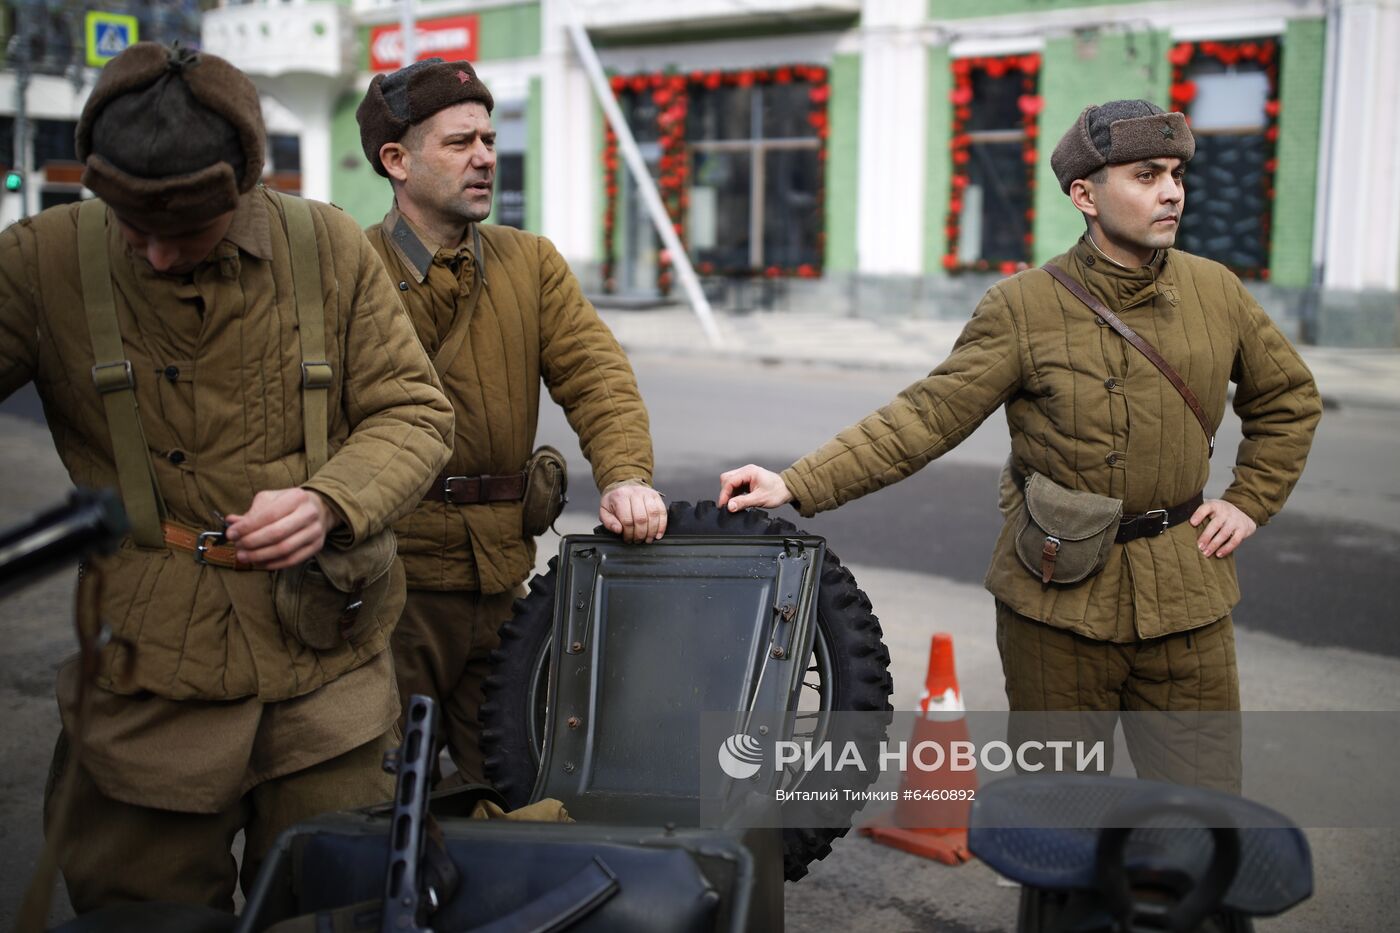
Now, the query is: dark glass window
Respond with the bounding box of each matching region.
[269,134,301,173]
[965,71,1023,132]
[684,84,822,273]
[965,141,1031,263]
[495,153,525,229]
[33,120,77,167]
[40,188,82,211]
[1174,45,1277,276]
[687,87,754,142]
[949,62,1037,268]
[607,68,827,293]
[762,148,821,268]
[0,117,14,169]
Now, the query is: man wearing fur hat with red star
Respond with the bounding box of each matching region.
[0,43,453,912]
[719,100,1322,787]
[356,59,664,788]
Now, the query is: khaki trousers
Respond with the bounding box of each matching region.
[44,729,396,913]
[995,602,1242,791]
[390,588,519,786]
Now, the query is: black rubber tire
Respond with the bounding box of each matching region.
[480,499,894,882]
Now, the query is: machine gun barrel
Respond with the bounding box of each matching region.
[0,488,127,601]
[382,693,440,933]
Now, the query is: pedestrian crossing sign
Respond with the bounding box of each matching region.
[85,11,139,67]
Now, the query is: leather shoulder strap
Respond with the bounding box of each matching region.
[277,192,333,477]
[1042,262,1215,455]
[77,199,167,546]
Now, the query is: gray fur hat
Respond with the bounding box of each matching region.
[1050,99,1195,194]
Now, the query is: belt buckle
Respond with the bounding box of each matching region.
[1142,508,1169,536]
[195,529,227,565]
[441,475,468,505]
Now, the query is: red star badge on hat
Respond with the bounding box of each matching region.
[456,70,470,84]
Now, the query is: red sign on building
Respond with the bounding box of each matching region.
[369,15,479,72]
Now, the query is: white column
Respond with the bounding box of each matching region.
[855,0,928,276]
[1321,0,1400,291]
[297,106,333,204]
[258,78,337,204]
[540,0,598,262]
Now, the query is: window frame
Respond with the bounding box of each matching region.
[1167,37,1283,280]
[601,66,830,296]
[942,53,1042,276]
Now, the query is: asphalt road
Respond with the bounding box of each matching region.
[539,355,1400,658]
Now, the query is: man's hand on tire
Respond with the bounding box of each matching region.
[600,482,668,543]
[717,464,794,512]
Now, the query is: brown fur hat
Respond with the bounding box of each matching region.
[1051,99,1195,194]
[356,58,494,177]
[76,42,265,230]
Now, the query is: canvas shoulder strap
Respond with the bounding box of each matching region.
[1043,261,1215,455]
[429,222,486,374]
[77,199,167,546]
[277,192,333,477]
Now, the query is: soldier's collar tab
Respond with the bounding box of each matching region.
[384,205,434,283]
[222,190,272,261]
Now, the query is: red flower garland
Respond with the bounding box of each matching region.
[1167,38,1281,280]
[601,65,831,293]
[942,53,1041,275]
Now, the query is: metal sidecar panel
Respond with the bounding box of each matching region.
[531,534,826,824]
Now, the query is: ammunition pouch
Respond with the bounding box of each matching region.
[274,529,400,651]
[1013,472,1123,585]
[520,445,568,537]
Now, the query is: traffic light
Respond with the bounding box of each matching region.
[3,171,21,193]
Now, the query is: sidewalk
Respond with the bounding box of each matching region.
[598,306,1400,412]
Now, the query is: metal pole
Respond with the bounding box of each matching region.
[399,0,417,68]
[559,0,723,346]
[9,0,33,220]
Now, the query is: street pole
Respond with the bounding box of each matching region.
[399,0,417,67]
[9,0,34,220]
[559,0,723,347]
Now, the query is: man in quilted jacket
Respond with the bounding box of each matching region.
[719,99,1322,787]
[0,45,453,911]
[356,59,665,787]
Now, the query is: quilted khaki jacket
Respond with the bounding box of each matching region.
[782,237,1322,642]
[366,210,653,594]
[0,190,454,699]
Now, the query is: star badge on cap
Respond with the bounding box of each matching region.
[1160,121,1175,139]
[456,70,470,84]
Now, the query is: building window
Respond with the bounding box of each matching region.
[0,117,13,170]
[602,66,828,296]
[33,119,82,202]
[943,54,1041,275]
[1168,38,1281,279]
[491,108,527,230]
[265,134,302,194]
[33,119,77,167]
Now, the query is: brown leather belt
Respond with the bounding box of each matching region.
[1115,492,1204,543]
[162,521,254,571]
[423,471,528,505]
[1011,469,1202,544]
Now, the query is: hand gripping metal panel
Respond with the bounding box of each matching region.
[530,534,826,825]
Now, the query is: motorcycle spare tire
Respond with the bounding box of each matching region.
[480,499,895,882]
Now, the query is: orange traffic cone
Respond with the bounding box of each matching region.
[860,633,977,865]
